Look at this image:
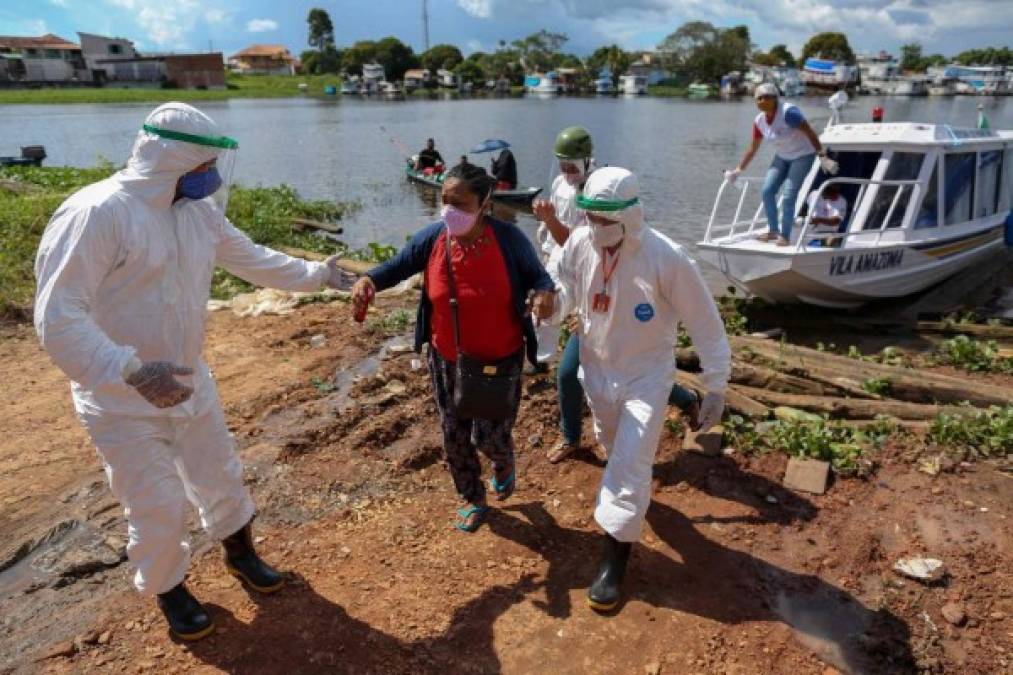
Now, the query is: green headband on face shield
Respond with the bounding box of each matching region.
[575,194,639,212]
[142,123,239,149]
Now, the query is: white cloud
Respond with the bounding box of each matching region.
[205,9,228,24]
[246,18,279,33]
[100,0,200,48]
[456,0,494,19]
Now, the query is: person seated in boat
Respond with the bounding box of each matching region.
[415,138,444,174]
[804,182,847,247]
[724,83,838,247]
[491,148,518,190]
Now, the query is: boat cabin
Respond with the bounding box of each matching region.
[698,123,1013,307]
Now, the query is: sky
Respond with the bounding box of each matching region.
[1,0,1009,61]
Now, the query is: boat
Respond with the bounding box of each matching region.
[361,62,385,95]
[340,77,362,95]
[697,122,1013,308]
[687,82,716,98]
[0,145,45,167]
[720,71,745,96]
[926,67,958,96]
[618,74,647,95]
[405,164,543,205]
[801,57,859,92]
[524,72,562,96]
[378,81,403,98]
[943,65,1009,96]
[594,69,614,94]
[772,67,805,97]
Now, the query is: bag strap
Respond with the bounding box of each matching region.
[443,229,462,353]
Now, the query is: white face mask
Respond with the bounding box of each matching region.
[591,221,624,248]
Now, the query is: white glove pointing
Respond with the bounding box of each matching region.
[819,156,839,175]
[723,168,741,184]
[697,393,726,432]
[325,255,357,291]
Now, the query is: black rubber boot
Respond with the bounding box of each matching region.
[222,521,286,594]
[157,582,215,641]
[587,534,632,612]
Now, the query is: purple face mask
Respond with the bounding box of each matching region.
[441,204,478,236]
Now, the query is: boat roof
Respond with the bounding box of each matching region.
[823,122,1012,147]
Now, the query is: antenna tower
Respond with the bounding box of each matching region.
[422,0,430,52]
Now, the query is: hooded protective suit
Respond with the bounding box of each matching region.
[534,174,589,361]
[34,102,330,595]
[553,167,731,542]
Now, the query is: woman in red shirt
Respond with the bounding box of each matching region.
[352,163,555,531]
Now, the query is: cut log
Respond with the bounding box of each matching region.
[732,336,1012,407]
[730,385,970,420]
[731,363,830,396]
[682,372,769,418]
[916,321,1013,341]
[291,217,343,234]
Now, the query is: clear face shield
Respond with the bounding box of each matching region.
[141,123,238,221]
[547,156,594,191]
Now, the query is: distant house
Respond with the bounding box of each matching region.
[0,33,87,83]
[403,68,431,90]
[77,32,138,81]
[92,53,226,89]
[229,44,296,75]
[627,52,669,85]
[436,68,457,88]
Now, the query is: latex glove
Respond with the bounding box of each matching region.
[531,198,556,223]
[696,392,726,432]
[819,155,839,175]
[351,276,376,323]
[723,168,741,184]
[325,256,356,291]
[125,360,194,408]
[529,290,556,324]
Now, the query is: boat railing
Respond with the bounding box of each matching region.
[704,176,921,250]
[703,175,786,243]
[791,177,922,252]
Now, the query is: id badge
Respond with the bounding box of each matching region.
[592,292,611,313]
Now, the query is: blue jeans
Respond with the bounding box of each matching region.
[557,333,698,445]
[762,153,814,240]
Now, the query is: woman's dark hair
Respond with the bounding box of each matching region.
[445,162,495,203]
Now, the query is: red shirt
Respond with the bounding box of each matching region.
[426,227,522,362]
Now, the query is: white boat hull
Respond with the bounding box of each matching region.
[698,225,1006,308]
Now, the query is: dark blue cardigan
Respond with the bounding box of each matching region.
[366,218,554,365]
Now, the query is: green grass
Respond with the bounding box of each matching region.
[0,74,346,105]
[933,334,1013,374]
[0,164,364,318]
[647,85,689,97]
[927,406,1013,456]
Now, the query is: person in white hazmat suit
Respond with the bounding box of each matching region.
[549,167,731,612]
[34,102,353,641]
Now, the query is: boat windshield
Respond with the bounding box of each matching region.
[862,152,924,230]
[806,150,880,229]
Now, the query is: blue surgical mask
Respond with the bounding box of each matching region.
[179,167,222,200]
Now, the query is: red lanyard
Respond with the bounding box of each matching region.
[601,247,620,291]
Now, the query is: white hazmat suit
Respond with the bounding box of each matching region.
[34,103,331,595]
[534,174,587,362]
[553,167,731,542]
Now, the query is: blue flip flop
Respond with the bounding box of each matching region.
[490,471,516,501]
[454,504,490,533]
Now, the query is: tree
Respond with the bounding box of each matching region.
[954,47,1013,66]
[454,59,485,87]
[307,8,335,50]
[801,32,855,64]
[511,30,568,72]
[342,40,377,76]
[373,36,419,81]
[657,21,751,83]
[420,44,463,73]
[769,44,796,68]
[900,43,923,72]
[587,45,633,83]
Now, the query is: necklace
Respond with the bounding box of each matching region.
[592,247,621,313]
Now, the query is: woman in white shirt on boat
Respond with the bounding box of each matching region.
[725,83,838,246]
[805,182,847,247]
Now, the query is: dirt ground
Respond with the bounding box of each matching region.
[1,296,1011,675]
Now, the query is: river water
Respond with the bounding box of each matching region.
[4,94,1012,289]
